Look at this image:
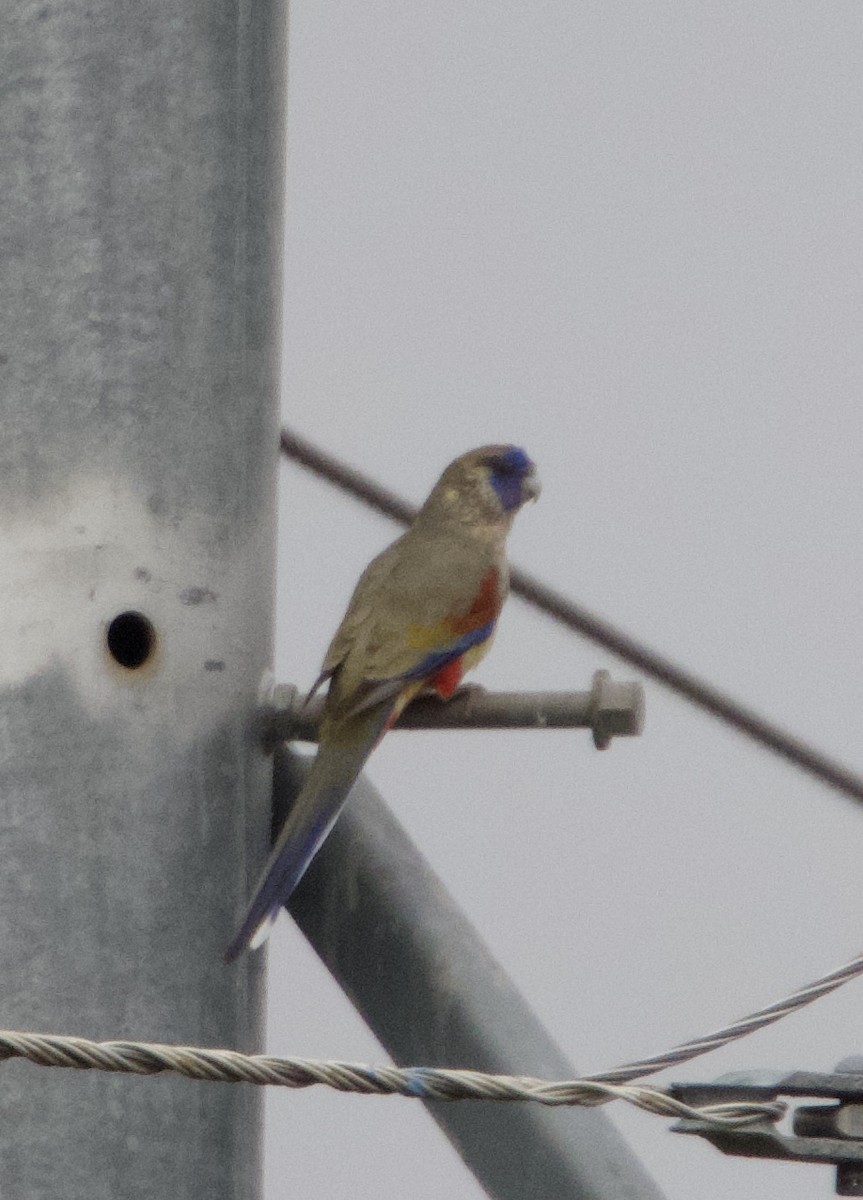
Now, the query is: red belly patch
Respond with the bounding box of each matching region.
[431,657,464,699]
[448,568,500,635]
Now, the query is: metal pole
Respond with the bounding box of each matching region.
[0,2,284,1196]
[279,750,667,1200]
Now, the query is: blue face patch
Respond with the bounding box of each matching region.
[486,446,535,512]
[499,446,532,474]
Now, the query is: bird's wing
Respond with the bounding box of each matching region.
[320,532,506,719]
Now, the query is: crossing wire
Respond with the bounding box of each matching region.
[280,428,863,809]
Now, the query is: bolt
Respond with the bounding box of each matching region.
[591,669,645,750]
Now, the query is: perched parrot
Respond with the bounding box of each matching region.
[225,444,539,961]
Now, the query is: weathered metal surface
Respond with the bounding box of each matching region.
[0,1,285,1194]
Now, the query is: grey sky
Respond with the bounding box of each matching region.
[266,4,863,1197]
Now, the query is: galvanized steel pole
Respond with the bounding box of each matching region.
[0,2,284,1197]
[280,751,668,1200]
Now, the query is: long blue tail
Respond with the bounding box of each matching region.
[224,710,389,961]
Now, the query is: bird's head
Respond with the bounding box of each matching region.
[422,445,540,530]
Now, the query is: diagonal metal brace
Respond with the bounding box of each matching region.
[260,669,644,751]
[671,1061,863,1195]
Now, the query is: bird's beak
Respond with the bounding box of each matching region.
[522,468,541,503]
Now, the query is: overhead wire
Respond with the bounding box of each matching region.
[280,427,863,808]
[6,942,863,1117]
[0,1025,784,1124]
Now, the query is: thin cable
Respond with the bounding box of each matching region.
[280,427,863,808]
[281,428,415,525]
[587,947,863,1085]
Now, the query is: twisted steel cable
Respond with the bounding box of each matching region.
[0,1029,783,1126]
[586,947,863,1085]
[4,945,863,1125]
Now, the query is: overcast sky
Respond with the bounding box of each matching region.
[265,4,863,1197]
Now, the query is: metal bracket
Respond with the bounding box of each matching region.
[671,1059,863,1195]
[260,669,644,752]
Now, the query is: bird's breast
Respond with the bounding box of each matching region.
[404,567,502,650]
[446,567,501,635]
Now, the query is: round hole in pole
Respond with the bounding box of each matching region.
[106,611,157,670]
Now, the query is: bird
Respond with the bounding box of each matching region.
[225,444,540,961]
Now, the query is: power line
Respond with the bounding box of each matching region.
[280,427,863,809]
[586,946,863,1086]
[6,941,863,1119]
[0,1027,782,1126]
